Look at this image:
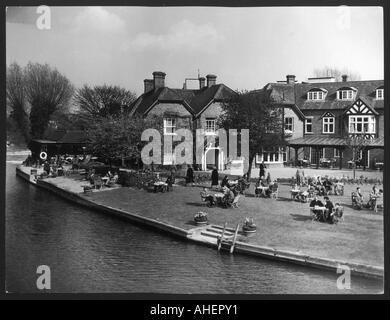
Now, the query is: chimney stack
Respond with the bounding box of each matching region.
[286,74,296,84]
[153,71,166,89]
[199,77,206,89]
[144,79,154,93]
[206,74,217,87]
[342,74,348,82]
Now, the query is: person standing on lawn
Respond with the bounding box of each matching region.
[259,161,266,179]
[296,169,301,186]
[211,166,219,189]
[185,165,194,186]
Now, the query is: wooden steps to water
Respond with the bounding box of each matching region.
[217,222,240,254]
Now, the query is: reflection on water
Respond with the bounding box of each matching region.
[6,162,383,294]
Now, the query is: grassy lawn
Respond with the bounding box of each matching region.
[87,181,383,267]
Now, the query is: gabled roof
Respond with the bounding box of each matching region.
[321,111,335,118]
[264,80,384,111]
[344,97,379,116]
[130,84,236,116]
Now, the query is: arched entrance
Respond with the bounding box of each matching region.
[202,143,224,171]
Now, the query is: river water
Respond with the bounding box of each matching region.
[5,160,383,294]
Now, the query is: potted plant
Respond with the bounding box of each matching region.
[194,211,208,225]
[242,217,257,233]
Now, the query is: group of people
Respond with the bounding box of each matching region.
[254,178,279,198]
[352,185,383,210]
[42,158,65,177]
[87,169,118,188]
[309,195,342,223]
[199,173,243,208]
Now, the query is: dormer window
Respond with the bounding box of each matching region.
[307,88,327,101]
[337,87,357,100]
[376,88,384,100]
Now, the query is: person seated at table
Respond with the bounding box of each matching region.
[371,185,379,196]
[266,180,278,197]
[322,178,333,194]
[309,195,323,207]
[290,183,300,200]
[309,196,324,220]
[102,172,111,186]
[366,186,380,209]
[324,196,335,222]
[221,186,234,207]
[87,169,96,184]
[355,187,364,202]
[315,176,326,196]
[200,187,216,206]
[166,173,175,192]
[221,175,229,188]
[231,187,240,208]
[298,188,309,202]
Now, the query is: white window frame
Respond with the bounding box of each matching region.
[348,115,376,134]
[307,91,324,101]
[205,118,217,135]
[284,117,294,132]
[334,148,342,158]
[163,117,177,135]
[256,148,286,164]
[376,89,384,100]
[305,117,313,134]
[338,90,354,100]
[322,117,335,134]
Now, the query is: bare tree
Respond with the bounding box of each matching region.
[345,134,370,179]
[74,84,137,128]
[25,62,74,139]
[313,66,361,81]
[6,63,30,143]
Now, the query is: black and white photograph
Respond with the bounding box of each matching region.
[4,3,387,299]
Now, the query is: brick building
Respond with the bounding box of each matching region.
[261,75,384,169]
[130,71,237,170]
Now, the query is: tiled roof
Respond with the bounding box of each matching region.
[58,130,87,144]
[44,129,67,141]
[130,84,236,116]
[34,130,88,144]
[264,80,384,111]
[288,136,384,147]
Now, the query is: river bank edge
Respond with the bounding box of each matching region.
[15,165,384,280]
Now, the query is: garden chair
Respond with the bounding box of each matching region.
[270,184,279,199]
[351,192,363,210]
[374,196,383,213]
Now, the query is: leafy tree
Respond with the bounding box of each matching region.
[74,84,137,128]
[313,66,361,81]
[86,112,160,168]
[25,62,74,139]
[218,90,286,179]
[6,63,30,143]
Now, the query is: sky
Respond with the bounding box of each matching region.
[6,6,384,95]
